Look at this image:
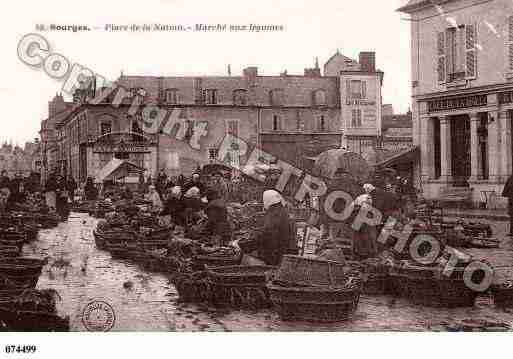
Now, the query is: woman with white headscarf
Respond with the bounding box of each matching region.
[350,183,379,260]
[254,190,295,265]
[161,186,186,226]
[146,185,163,212]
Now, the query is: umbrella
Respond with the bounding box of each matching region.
[312,149,371,183]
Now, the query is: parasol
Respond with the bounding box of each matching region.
[312,149,371,183]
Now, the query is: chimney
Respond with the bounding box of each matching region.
[243,66,258,78]
[359,52,376,72]
[304,68,321,77]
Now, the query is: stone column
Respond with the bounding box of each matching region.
[469,113,482,181]
[487,111,501,182]
[420,116,435,181]
[440,116,452,183]
[499,110,512,181]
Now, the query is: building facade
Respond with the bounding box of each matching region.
[399,0,513,207]
[42,51,384,183]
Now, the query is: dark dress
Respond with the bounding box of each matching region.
[257,203,293,266]
[161,197,187,226]
[203,199,232,244]
[502,175,513,234]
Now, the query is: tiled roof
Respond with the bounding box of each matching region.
[117,74,339,107]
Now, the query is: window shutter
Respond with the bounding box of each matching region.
[508,16,513,71]
[437,31,446,83]
[361,81,367,99]
[346,80,351,99]
[465,24,477,79]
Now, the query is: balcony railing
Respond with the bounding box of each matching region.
[448,71,466,83]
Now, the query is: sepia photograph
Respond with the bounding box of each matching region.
[2,0,513,349]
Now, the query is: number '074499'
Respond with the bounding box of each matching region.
[5,345,37,354]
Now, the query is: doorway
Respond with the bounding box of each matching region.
[450,115,471,187]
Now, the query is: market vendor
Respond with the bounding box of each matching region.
[161,186,186,226]
[202,189,232,245]
[84,177,98,201]
[146,185,163,212]
[255,190,293,266]
[120,185,133,200]
[183,173,205,196]
[351,190,378,260]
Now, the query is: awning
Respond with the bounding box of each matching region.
[95,158,143,183]
[375,146,419,168]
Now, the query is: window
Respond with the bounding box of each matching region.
[347,80,366,99]
[272,115,281,131]
[318,115,326,131]
[270,89,284,106]
[226,119,239,137]
[313,89,327,106]
[437,24,477,82]
[130,87,146,98]
[208,148,219,160]
[351,109,362,127]
[203,89,217,104]
[233,89,248,105]
[100,122,112,135]
[165,89,179,104]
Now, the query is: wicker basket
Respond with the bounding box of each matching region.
[276,255,347,287]
[170,271,211,303]
[0,246,21,258]
[388,262,478,307]
[0,306,69,332]
[0,258,46,290]
[207,265,276,309]
[193,247,242,269]
[267,275,362,322]
[491,281,513,307]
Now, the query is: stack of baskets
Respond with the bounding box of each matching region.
[267,255,362,322]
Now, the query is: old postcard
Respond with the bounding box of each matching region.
[1,0,513,354]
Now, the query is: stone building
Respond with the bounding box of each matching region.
[42,51,384,184]
[398,0,513,207]
[0,140,41,176]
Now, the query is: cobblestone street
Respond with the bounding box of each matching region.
[19,212,513,331]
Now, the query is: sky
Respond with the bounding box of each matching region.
[0,0,412,145]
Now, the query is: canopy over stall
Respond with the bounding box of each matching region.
[95,158,144,184]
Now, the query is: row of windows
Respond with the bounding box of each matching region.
[271,115,328,131]
[130,87,329,106]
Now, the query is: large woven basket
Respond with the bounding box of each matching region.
[388,262,479,307]
[193,247,243,269]
[207,265,276,309]
[170,271,211,303]
[267,275,362,322]
[0,246,21,258]
[0,258,46,290]
[275,255,347,287]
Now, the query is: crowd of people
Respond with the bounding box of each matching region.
[0,170,44,212]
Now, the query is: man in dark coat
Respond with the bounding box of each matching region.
[66,176,77,202]
[503,174,513,236]
[161,186,186,226]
